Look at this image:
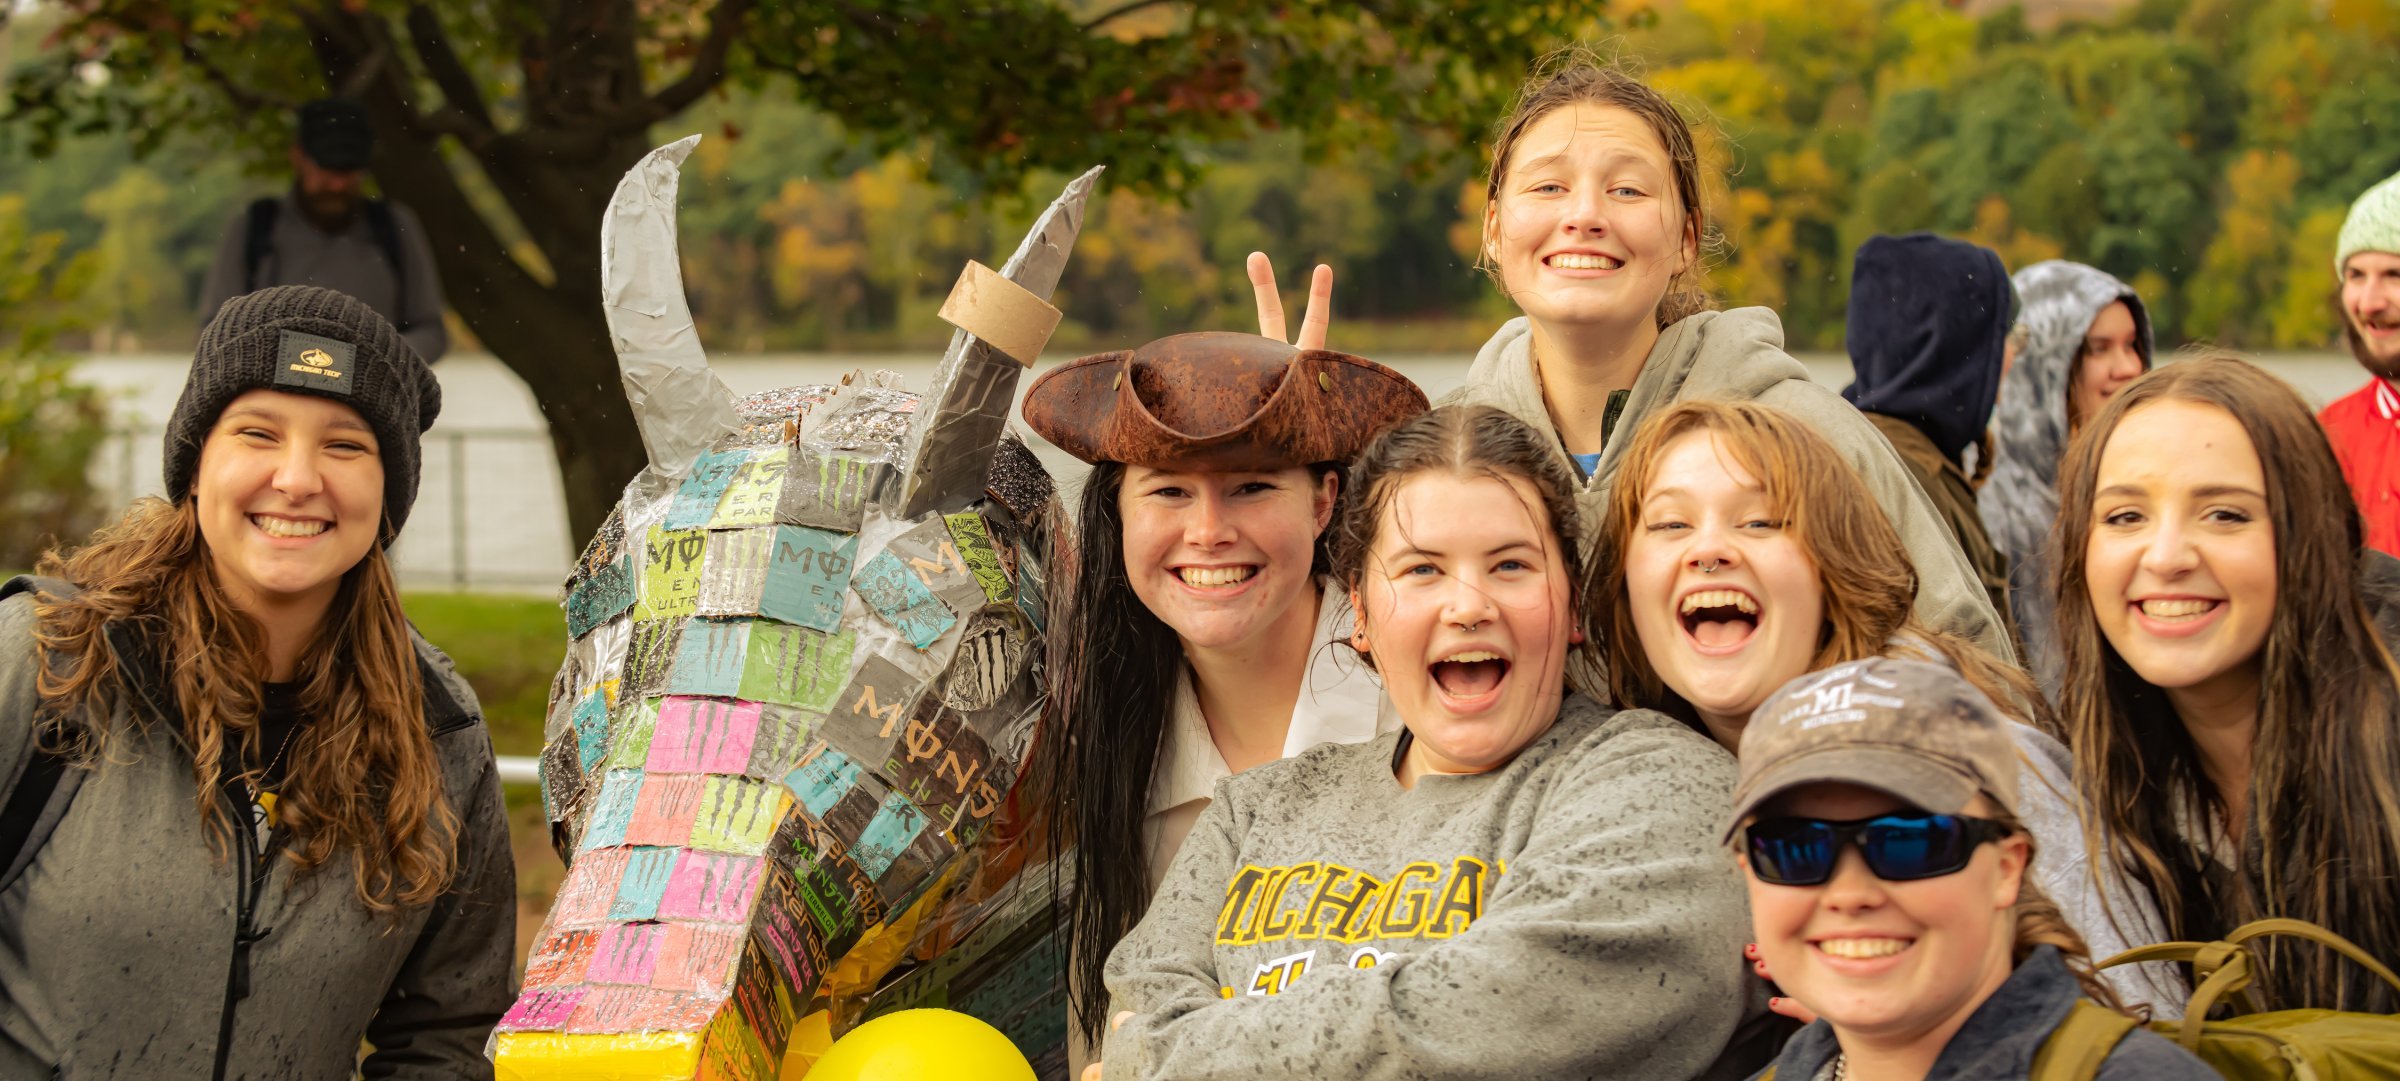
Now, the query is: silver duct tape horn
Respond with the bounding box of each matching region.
[603,135,740,507]
[494,139,1096,1079]
[894,164,1103,518]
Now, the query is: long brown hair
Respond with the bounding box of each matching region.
[1478,47,1717,327]
[1597,401,2049,731]
[1028,459,1342,1040]
[1328,404,1594,673]
[30,497,458,911]
[2052,355,2400,1012]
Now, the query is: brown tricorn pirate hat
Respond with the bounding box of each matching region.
[1021,332,1429,470]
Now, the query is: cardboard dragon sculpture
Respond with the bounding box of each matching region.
[495,136,1097,1078]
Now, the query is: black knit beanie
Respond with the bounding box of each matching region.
[166,285,440,538]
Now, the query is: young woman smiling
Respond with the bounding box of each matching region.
[1248,53,2010,662]
[1094,405,1766,1080]
[0,287,513,1078]
[1734,658,2214,1081]
[1018,332,1427,1064]
[1595,401,2181,1013]
[1984,261,2153,692]
[2054,355,2400,1013]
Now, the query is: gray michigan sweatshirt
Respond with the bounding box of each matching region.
[1099,694,1766,1081]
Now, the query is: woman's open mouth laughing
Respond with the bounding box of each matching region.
[1679,587,1761,655]
[1429,648,1512,711]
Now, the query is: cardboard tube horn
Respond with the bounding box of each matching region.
[494,140,1096,1080]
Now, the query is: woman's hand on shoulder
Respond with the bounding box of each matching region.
[1247,252,1333,351]
[1746,943,1821,1024]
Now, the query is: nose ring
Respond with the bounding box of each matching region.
[1700,560,1721,575]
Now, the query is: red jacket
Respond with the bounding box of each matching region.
[2322,378,2400,556]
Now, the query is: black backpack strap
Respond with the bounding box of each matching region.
[360,199,409,331]
[0,576,85,893]
[241,197,280,294]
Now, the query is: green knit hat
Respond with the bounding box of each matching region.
[2338,170,2400,275]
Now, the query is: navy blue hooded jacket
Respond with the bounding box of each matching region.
[1841,233,2014,463]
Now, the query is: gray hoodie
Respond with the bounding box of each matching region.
[0,592,516,1080]
[1445,311,2013,663]
[1981,262,2153,692]
[1099,694,1772,1081]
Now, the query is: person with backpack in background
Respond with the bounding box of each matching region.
[1735,658,2216,1081]
[198,99,450,363]
[0,286,513,1078]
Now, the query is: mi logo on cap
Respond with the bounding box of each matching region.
[274,331,357,396]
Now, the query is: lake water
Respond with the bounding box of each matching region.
[69,349,2370,593]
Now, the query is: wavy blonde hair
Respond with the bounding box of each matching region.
[31,497,457,911]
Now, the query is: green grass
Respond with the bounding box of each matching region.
[403,591,565,758]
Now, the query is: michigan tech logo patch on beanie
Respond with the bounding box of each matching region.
[274,330,356,396]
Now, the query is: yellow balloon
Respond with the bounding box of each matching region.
[801,1009,1036,1081]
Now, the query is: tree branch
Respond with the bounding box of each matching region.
[1082,0,1179,32]
[177,39,299,115]
[627,0,755,129]
[408,104,501,152]
[404,4,496,131]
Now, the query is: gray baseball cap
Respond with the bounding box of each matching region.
[1720,656,2020,842]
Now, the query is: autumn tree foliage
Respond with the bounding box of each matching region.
[4,0,1602,540]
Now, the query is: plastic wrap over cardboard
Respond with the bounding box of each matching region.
[496,139,1093,1081]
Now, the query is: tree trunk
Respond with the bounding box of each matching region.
[303,4,699,548]
[460,279,650,553]
[377,146,650,548]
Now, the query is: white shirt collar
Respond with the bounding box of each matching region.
[1147,581,1396,817]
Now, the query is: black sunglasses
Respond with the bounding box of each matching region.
[1743,813,2014,886]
